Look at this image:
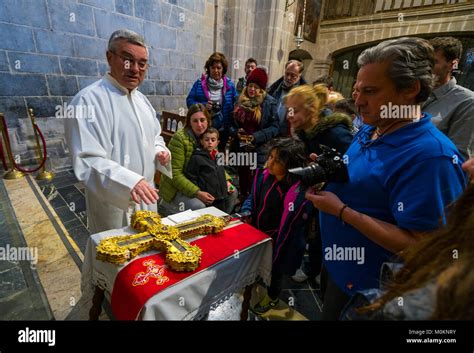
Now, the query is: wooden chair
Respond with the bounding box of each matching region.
[161,111,186,145]
[155,111,186,188]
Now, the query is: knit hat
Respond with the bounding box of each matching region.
[246,67,268,90]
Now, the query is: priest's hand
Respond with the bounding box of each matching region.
[131,179,159,205]
[156,151,170,166]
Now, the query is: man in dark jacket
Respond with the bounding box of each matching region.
[236,58,258,94]
[267,60,307,136]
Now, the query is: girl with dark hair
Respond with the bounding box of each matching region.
[239,138,313,314]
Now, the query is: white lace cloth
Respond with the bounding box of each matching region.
[81,207,272,320]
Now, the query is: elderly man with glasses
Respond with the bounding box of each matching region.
[64,29,171,233]
[267,60,307,136]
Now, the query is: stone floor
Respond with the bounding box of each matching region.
[0,179,53,320]
[0,170,323,320]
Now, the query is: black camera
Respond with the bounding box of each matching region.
[288,145,349,186]
[210,101,222,115]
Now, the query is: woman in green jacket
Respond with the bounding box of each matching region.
[159,103,237,216]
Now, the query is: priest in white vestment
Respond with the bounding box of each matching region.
[64,29,171,233]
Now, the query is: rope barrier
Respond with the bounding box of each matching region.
[0,135,8,170]
[1,116,48,174]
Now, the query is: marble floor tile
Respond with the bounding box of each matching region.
[2,176,82,320]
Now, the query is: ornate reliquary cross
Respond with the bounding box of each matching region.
[95,211,230,271]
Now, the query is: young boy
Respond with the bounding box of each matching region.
[185,128,236,213]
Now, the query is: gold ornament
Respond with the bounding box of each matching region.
[96,211,231,271]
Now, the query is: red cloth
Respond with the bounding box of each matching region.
[111,223,269,320]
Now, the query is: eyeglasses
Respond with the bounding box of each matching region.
[112,51,148,71]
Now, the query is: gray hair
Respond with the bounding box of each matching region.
[357,37,435,103]
[108,29,147,52]
[285,59,304,73]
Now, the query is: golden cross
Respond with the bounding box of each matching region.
[96,210,230,271]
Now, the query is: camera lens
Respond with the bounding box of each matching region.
[288,163,327,186]
[288,144,349,186]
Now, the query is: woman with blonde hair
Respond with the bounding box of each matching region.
[312,83,333,118]
[284,84,353,293]
[312,83,329,105]
[285,85,353,155]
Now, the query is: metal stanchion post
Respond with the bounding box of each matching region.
[0,113,24,179]
[28,108,54,181]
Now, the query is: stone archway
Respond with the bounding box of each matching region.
[328,30,474,96]
[289,49,313,80]
[289,49,313,61]
[314,6,474,89]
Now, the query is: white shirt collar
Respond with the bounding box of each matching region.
[105,73,137,95]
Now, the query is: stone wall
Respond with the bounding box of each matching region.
[313,1,474,79]
[0,0,222,171]
[222,0,297,87]
[2,0,472,172]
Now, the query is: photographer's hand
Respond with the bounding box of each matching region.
[206,101,213,112]
[305,188,344,217]
[306,188,425,253]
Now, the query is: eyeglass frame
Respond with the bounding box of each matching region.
[110,51,149,71]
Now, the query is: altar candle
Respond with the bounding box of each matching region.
[297,25,302,38]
